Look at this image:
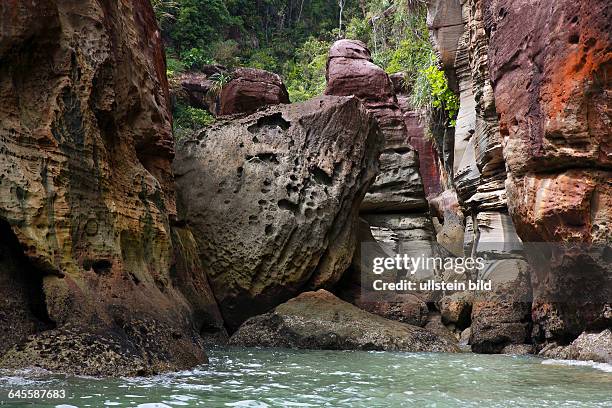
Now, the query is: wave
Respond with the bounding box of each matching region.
[541,359,612,373]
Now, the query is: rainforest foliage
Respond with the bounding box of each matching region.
[153,0,458,128]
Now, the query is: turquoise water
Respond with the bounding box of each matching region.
[1,348,611,407]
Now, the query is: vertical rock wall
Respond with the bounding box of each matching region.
[427,0,610,351]
[485,0,611,342]
[0,0,223,375]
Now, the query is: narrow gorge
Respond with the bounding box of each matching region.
[0,0,610,403]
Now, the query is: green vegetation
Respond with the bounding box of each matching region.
[154,0,459,133]
[173,104,215,140]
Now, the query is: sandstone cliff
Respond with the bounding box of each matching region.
[426,0,610,352]
[0,0,223,375]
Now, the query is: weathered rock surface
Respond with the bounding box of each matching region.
[485,0,612,343]
[539,329,612,363]
[219,68,289,116]
[439,292,473,330]
[0,0,224,375]
[174,96,383,331]
[470,260,532,353]
[171,71,215,111]
[230,290,459,352]
[361,150,427,212]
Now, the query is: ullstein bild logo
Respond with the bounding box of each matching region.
[359,241,612,301]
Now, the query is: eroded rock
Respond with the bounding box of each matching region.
[219,68,290,116]
[0,0,223,375]
[174,96,383,330]
[229,290,459,352]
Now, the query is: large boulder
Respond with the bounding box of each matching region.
[0,0,223,375]
[486,0,612,342]
[174,96,383,331]
[229,290,460,352]
[219,68,290,116]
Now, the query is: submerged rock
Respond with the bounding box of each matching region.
[174,96,383,331]
[230,290,460,352]
[0,0,223,375]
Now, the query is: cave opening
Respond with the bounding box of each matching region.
[0,218,56,332]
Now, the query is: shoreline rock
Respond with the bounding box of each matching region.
[230,290,460,352]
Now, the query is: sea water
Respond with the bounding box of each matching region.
[1,348,611,407]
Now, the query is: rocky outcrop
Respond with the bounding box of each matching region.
[219,68,290,116]
[485,0,612,344]
[171,71,215,111]
[174,96,383,331]
[539,329,612,364]
[0,0,224,375]
[230,290,459,352]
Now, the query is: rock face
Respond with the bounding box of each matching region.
[174,96,383,331]
[485,0,612,343]
[0,0,224,375]
[219,68,290,116]
[425,0,610,357]
[325,40,442,324]
[539,329,612,363]
[230,290,459,352]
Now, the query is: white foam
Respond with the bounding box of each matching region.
[541,359,612,373]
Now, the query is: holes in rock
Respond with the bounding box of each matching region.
[278,199,299,214]
[247,112,291,133]
[237,166,244,176]
[245,152,279,164]
[286,184,299,194]
[570,15,578,24]
[498,7,508,19]
[264,225,274,235]
[0,219,56,332]
[84,258,113,275]
[568,33,580,44]
[311,166,333,185]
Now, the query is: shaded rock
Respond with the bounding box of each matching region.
[539,329,612,364]
[501,344,535,356]
[229,290,459,352]
[361,150,427,212]
[219,68,289,116]
[470,259,532,353]
[439,292,473,330]
[404,111,443,199]
[172,71,215,111]
[425,313,460,345]
[0,0,222,375]
[389,72,409,95]
[174,96,383,331]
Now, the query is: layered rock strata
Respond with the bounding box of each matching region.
[0,0,224,375]
[485,0,611,343]
[325,40,438,321]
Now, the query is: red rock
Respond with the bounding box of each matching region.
[405,111,443,198]
[219,68,289,116]
[486,0,612,342]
